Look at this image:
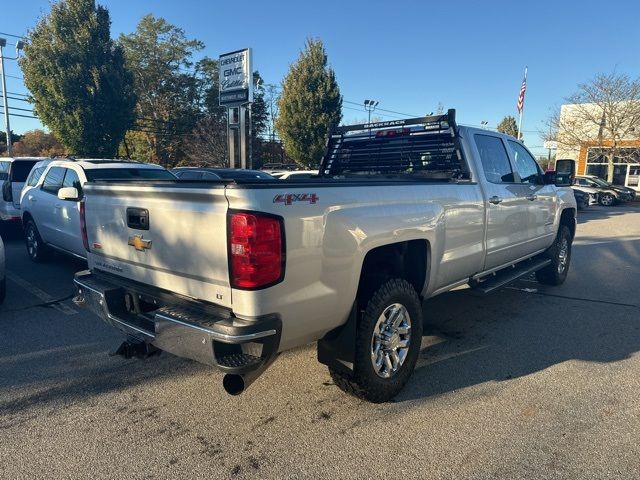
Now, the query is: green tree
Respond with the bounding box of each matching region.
[275,39,342,167]
[120,15,204,166]
[497,115,519,138]
[20,0,135,157]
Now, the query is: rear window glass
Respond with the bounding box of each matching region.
[86,168,175,181]
[11,161,39,182]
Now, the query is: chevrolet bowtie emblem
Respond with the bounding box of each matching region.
[128,235,152,252]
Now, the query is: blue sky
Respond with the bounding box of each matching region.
[2,0,639,156]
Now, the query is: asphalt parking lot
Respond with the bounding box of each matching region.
[1,204,639,480]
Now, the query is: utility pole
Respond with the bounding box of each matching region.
[0,37,24,157]
[364,99,379,123]
[0,38,12,156]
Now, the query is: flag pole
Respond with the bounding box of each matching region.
[517,66,528,140]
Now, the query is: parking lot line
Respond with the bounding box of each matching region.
[5,271,78,315]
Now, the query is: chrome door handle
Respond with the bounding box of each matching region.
[54,204,62,209]
[488,196,503,205]
[526,194,537,201]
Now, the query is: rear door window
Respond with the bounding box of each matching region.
[474,134,515,183]
[42,167,66,194]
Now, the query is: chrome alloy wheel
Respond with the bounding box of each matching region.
[26,225,38,259]
[371,303,412,378]
[557,236,569,274]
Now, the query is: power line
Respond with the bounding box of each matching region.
[0,109,38,120]
[0,32,26,39]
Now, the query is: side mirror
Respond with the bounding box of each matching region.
[57,186,79,201]
[554,159,575,187]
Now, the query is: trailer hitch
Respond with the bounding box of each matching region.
[110,340,161,359]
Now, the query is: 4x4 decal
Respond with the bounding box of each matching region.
[273,193,319,205]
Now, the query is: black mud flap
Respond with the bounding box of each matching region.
[317,302,357,375]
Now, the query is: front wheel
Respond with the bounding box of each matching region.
[599,193,616,206]
[329,278,423,403]
[536,225,572,286]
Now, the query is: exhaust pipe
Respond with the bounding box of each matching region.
[222,357,277,395]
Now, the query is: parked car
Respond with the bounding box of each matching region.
[272,170,319,179]
[0,232,5,304]
[575,175,634,205]
[0,157,47,223]
[172,167,274,180]
[571,184,598,209]
[20,159,175,262]
[73,110,577,402]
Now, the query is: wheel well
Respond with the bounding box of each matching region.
[356,240,429,302]
[22,211,33,225]
[560,208,576,240]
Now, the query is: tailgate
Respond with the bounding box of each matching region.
[83,183,232,308]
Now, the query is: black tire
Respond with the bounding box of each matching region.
[598,193,616,206]
[24,220,51,263]
[535,225,572,286]
[329,278,423,403]
[0,276,5,305]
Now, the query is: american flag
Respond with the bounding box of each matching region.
[516,70,527,113]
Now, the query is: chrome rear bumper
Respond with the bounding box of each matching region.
[73,270,281,374]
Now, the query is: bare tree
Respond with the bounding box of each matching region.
[550,72,640,182]
[181,116,227,166]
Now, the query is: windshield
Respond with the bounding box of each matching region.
[86,168,175,181]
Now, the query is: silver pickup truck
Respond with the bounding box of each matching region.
[74,110,577,402]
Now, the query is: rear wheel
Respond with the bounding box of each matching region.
[24,220,51,263]
[536,225,572,286]
[599,193,616,206]
[329,278,423,403]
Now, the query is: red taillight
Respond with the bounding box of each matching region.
[79,200,90,252]
[228,212,283,289]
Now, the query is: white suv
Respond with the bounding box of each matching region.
[20,159,175,262]
[0,157,47,223]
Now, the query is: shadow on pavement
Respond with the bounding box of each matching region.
[397,236,640,403]
[577,203,640,224]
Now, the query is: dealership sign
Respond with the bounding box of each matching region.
[219,48,253,106]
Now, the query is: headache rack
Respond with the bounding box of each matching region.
[320,109,469,179]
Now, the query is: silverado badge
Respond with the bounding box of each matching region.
[128,235,152,252]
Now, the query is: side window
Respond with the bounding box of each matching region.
[474,134,515,183]
[42,167,65,194]
[0,161,9,180]
[26,167,42,187]
[508,141,541,184]
[62,169,83,197]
